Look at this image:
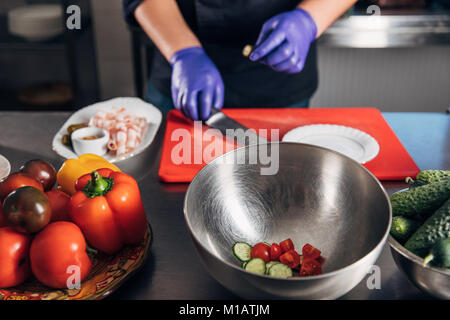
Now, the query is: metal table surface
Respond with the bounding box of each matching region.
[0,111,448,300]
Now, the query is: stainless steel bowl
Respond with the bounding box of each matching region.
[389,236,450,299]
[184,143,391,299]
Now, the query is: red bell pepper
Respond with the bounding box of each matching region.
[68,169,147,254]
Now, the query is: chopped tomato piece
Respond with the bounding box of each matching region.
[279,238,294,253]
[251,242,271,263]
[302,243,321,260]
[317,255,326,265]
[279,249,301,269]
[300,258,322,276]
[270,243,282,261]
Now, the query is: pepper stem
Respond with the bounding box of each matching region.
[83,171,114,198]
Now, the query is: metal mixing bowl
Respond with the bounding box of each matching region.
[184,142,391,299]
[389,236,450,299]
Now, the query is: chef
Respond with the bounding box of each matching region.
[123,0,357,120]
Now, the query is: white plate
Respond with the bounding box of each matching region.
[52,97,163,163]
[282,124,380,164]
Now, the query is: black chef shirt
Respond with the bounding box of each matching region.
[123,0,318,108]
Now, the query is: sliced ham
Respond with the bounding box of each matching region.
[89,107,147,156]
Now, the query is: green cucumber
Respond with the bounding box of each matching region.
[404,198,450,258]
[268,263,293,278]
[423,238,450,268]
[265,261,281,274]
[390,179,450,217]
[390,216,421,243]
[416,170,450,183]
[232,242,252,262]
[244,258,266,275]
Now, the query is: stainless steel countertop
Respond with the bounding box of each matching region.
[320,9,450,48]
[0,111,448,300]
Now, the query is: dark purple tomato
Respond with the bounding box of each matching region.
[2,186,52,234]
[20,159,57,191]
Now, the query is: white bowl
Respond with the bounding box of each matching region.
[71,127,110,157]
[0,154,11,180]
[7,4,63,41]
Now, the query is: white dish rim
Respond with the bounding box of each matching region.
[52,97,163,163]
[281,124,380,164]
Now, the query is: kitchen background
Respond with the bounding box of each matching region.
[0,0,449,112]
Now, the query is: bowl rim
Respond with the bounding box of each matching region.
[388,235,450,276]
[184,142,392,281]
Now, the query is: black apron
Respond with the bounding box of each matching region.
[150,0,318,108]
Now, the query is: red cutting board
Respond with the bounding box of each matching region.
[158,108,419,182]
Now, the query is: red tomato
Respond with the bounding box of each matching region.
[0,205,7,227]
[46,190,71,222]
[270,243,282,261]
[300,258,322,276]
[30,222,92,289]
[20,159,57,191]
[302,243,321,260]
[279,238,294,253]
[279,249,301,268]
[0,227,32,288]
[0,172,43,201]
[251,242,271,263]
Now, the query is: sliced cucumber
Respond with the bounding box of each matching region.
[233,242,252,262]
[265,261,281,274]
[268,263,293,278]
[244,258,266,275]
[242,261,248,269]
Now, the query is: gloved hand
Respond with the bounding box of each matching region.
[170,46,224,120]
[249,8,317,74]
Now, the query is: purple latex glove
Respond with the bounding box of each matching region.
[249,8,317,74]
[170,46,224,121]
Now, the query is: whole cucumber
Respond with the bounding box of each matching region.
[390,179,450,216]
[416,170,450,183]
[423,238,450,268]
[390,216,421,243]
[404,198,450,258]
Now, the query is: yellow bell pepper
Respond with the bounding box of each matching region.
[57,154,121,195]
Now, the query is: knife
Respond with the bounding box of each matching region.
[204,108,268,146]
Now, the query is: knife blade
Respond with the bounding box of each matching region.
[204,108,268,146]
